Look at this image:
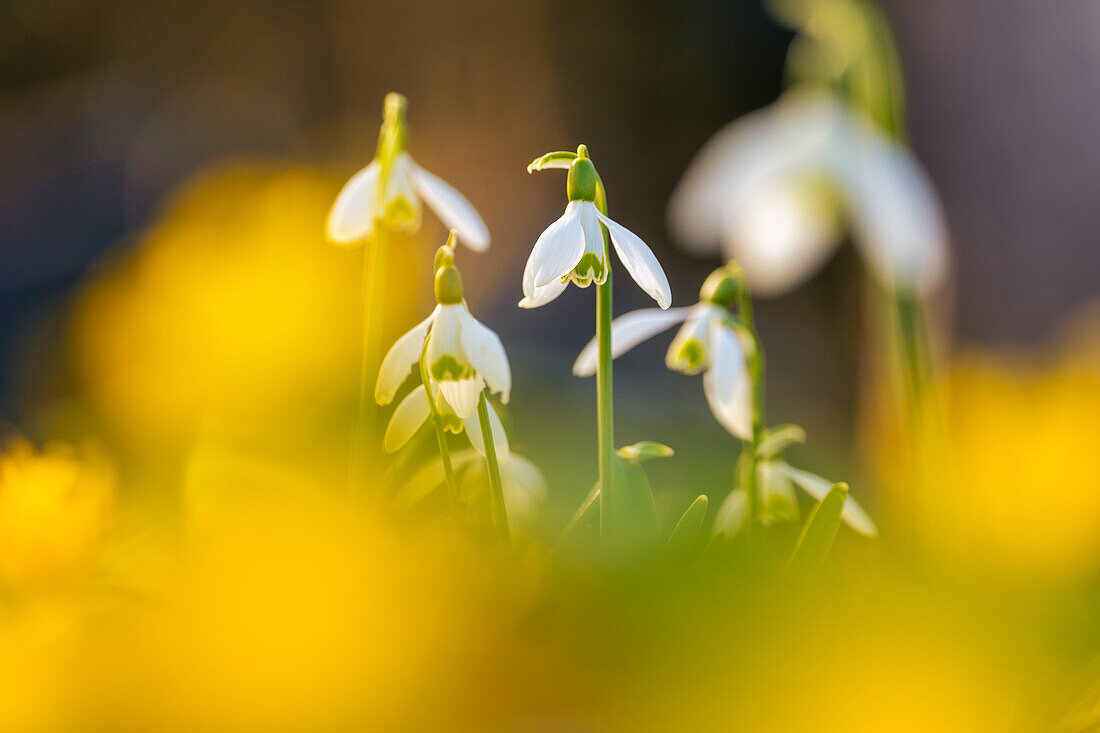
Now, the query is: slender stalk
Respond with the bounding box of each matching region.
[477,393,509,542]
[349,220,389,493]
[593,178,615,540]
[419,344,459,515]
[736,285,766,544]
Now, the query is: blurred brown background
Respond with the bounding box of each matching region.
[2,0,1098,459]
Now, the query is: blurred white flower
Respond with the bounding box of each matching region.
[573,302,752,439]
[327,151,489,251]
[667,89,948,295]
[713,461,878,538]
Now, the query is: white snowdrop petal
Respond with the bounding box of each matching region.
[501,455,546,529]
[439,377,482,420]
[838,124,949,295]
[533,202,587,287]
[375,307,439,405]
[776,462,878,537]
[595,210,672,309]
[410,160,490,251]
[463,399,510,460]
[722,179,842,296]
[702,325,752,440]
[327,161,380,244]
[457,308,511,403]
[667,90,844,257]
[383,385,431,453]
[573,306,694,377]
[518,277,568,309]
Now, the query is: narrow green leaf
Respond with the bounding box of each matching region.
[788,482,849,573]
[559,482,601,541]
[664,495,709,561]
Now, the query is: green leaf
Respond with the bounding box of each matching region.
[788,482,849,573]
[559,482,601,541]
[527,151,577,173]
[616,441,674,463]
[664,495,709,561]
[603,454,659,557]
[756,424,807,460]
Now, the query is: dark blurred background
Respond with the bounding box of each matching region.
[3,0,1099,500]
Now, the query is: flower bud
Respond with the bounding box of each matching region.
[699,264,742,308]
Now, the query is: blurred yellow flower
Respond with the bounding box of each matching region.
[873,335,1100,581]
[0,439,114,591]
[71,163,418,453]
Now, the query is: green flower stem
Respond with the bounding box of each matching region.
[894,289,928,423]
[419,345,459,515]
[349,218,389,493]
[477,393,509,542]
[736,284,766,543]
[593,176,615,541]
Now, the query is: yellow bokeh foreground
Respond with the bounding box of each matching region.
[71,163,418,456]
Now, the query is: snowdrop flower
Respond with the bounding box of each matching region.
[375,242,510,430]
[574,268,752,439]
[327,92,489,251]
[668,89,948,295]
[521,146,671,309]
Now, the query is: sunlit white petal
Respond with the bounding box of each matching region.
[383,385,430,453]
[375,307,439,405]
[439,377,482,420]
[409,159,490,251]
[702,324,752,440]
[327,161,380,244]
[532,202,587,288]
[595,210,672,309]
[573,306,694,377]
[518,277,569,309]
[457,308,511,402]
[463,399,509,459]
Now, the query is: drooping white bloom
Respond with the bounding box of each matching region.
[521,153,671,310]
[668,89,948,295]
[327,150,490,251]
[375,302,510,420]
[573,302,752,439]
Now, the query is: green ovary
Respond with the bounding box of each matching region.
[568,252,606,288]
[430,354,472,382]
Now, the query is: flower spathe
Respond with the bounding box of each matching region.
[326,94,489,251]
[521,151,671,309]
[375,302,511,420]
[573,301,752,440]
[667,89,948,295]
